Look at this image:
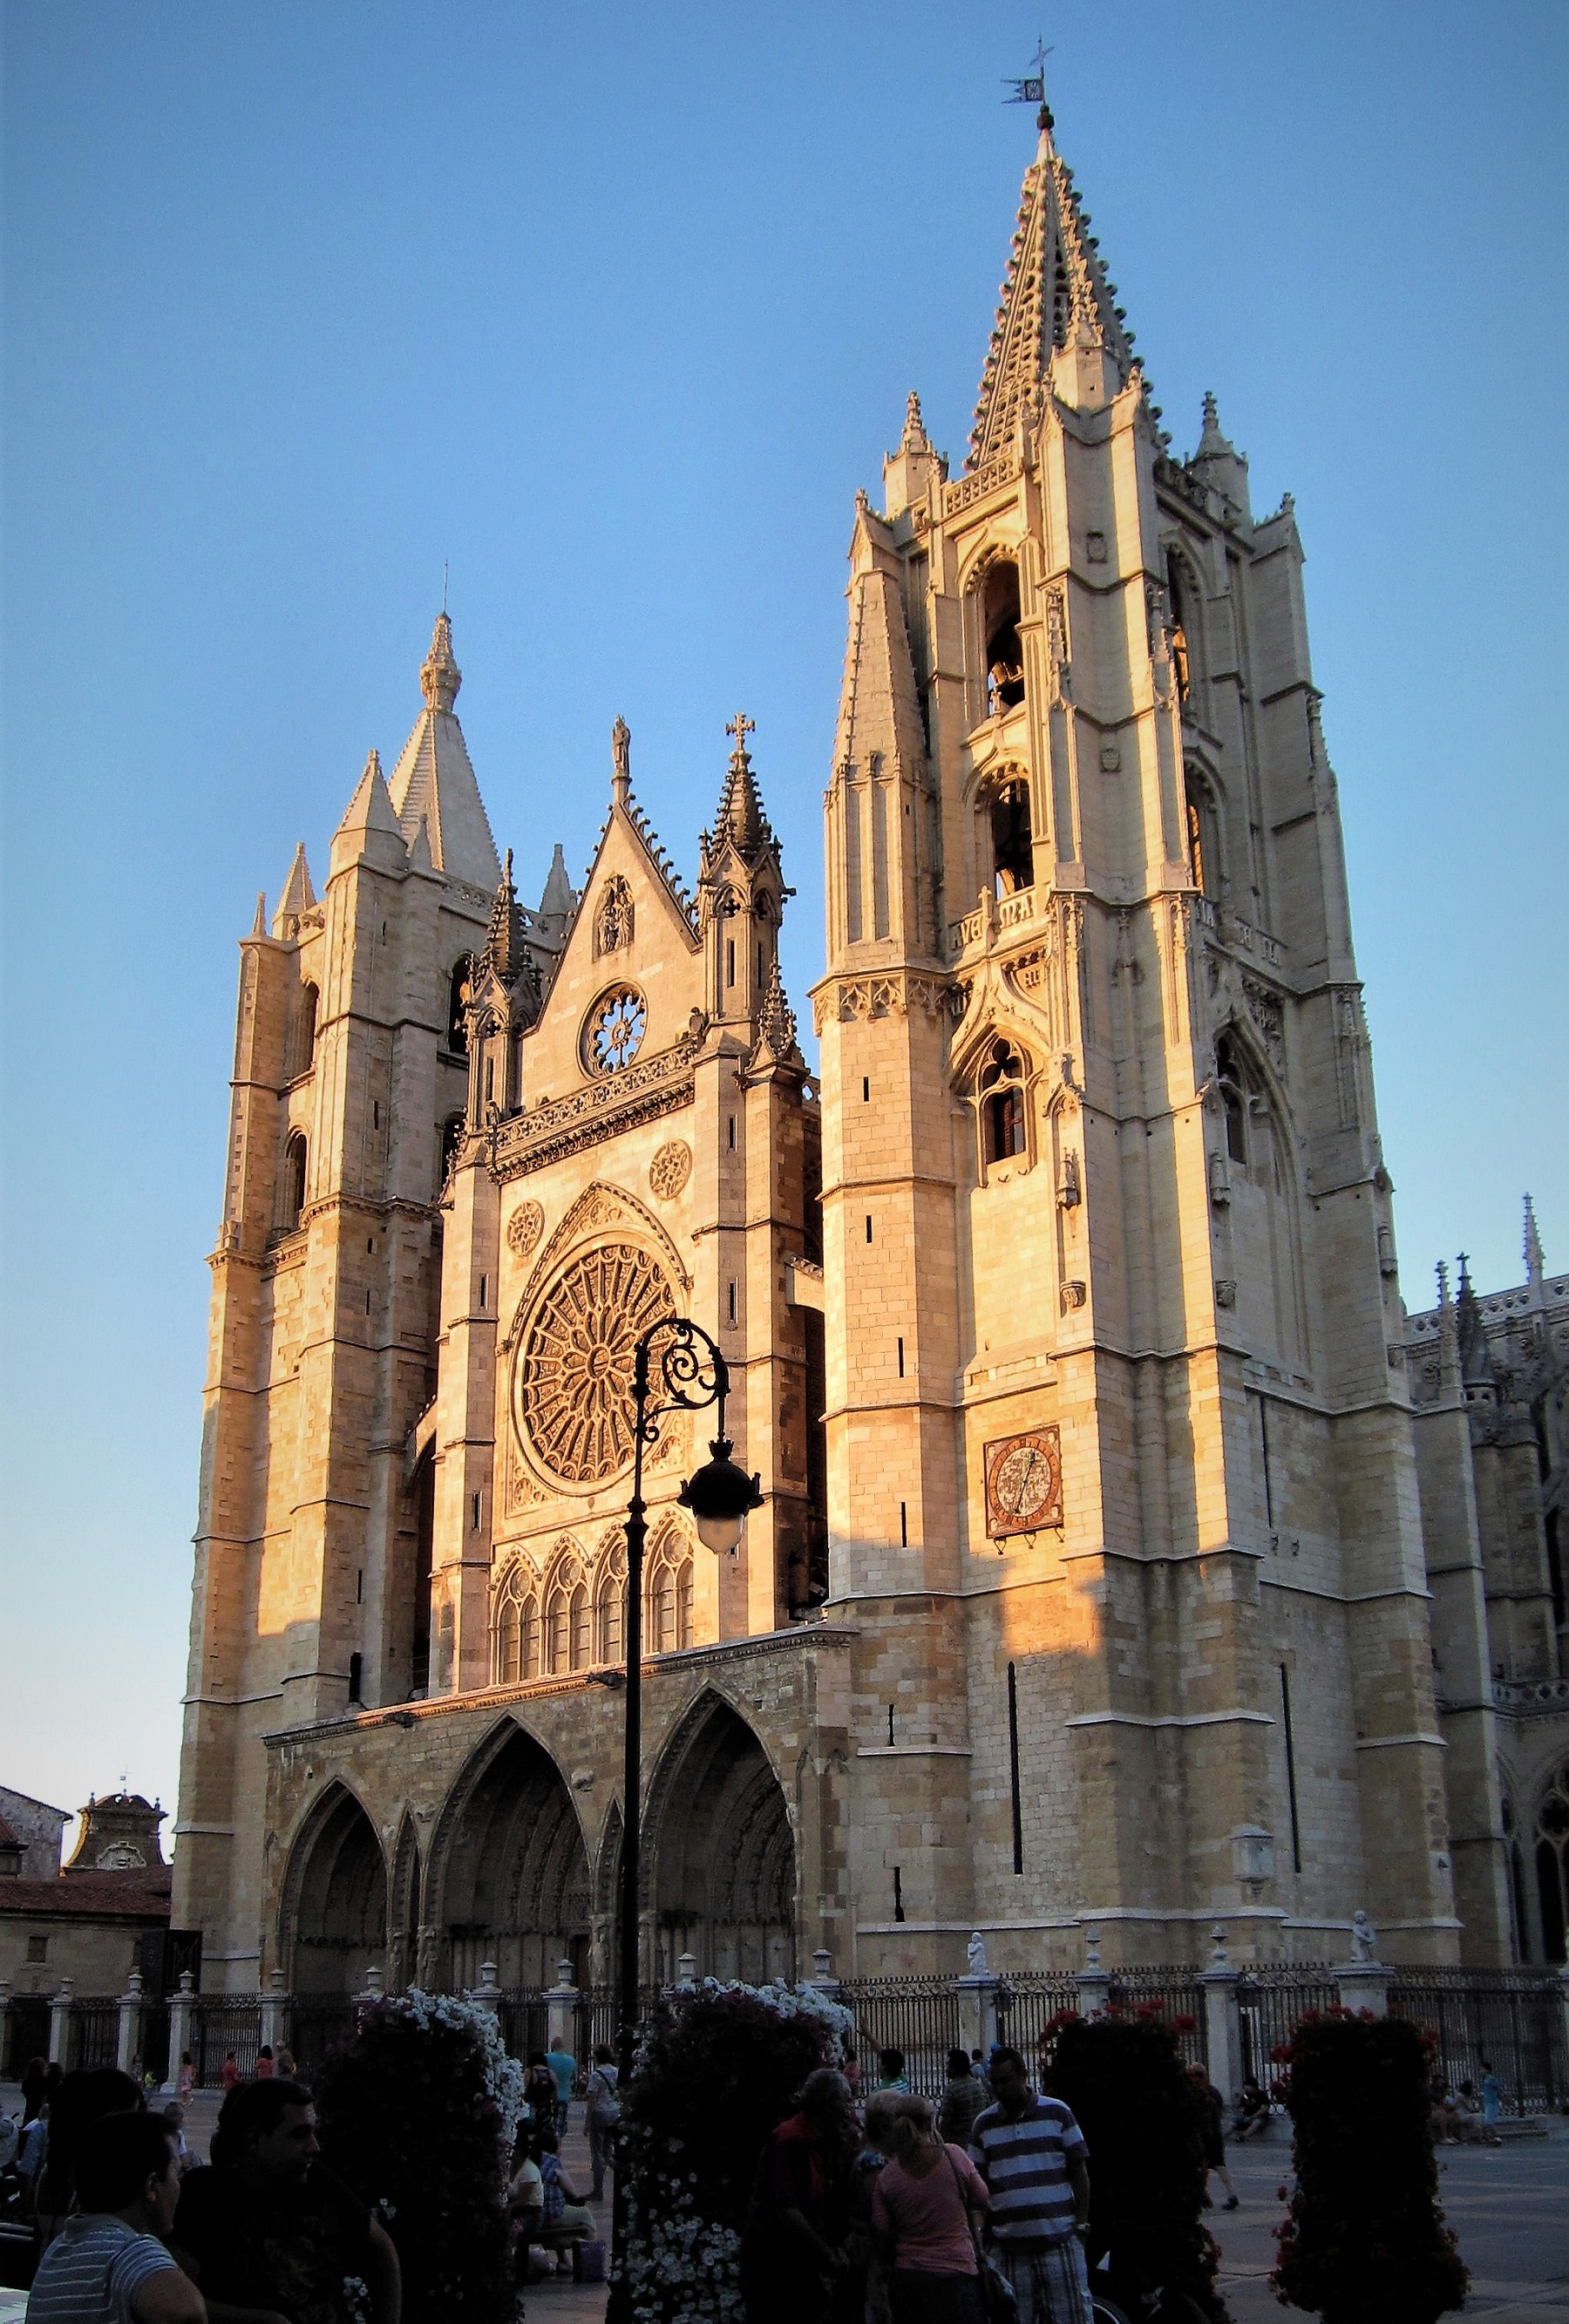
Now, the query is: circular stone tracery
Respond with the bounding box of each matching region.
[515,1242,676,1485]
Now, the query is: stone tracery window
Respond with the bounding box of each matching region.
[583,985,648,1075]
[976,1039,1029,1170]
[283,1131,308,1231]
[595,1543,628,1665]
[647,1535,694,1655]
[447,956,474,1057]
[514,1242,676,1485]
[989,778,1034,897]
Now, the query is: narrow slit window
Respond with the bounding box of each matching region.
[726,939,736,988]
[356,1567,363,1605]
[863,1077,870,1103]
[472,1491,481,1531]
[1008,1661,1023,1873]
[887,1703,895,1745]
[893,1865,906,1922]
[479,1274,487,1310]
[349,1652,363,1702]
[900,1501,907,1546]
[728,1281,737,1324]
[1280,1662,1302,1872]
[866,1214,873,1243]
[365,1288,371,1315]
[897,1335,905,1377]
[729,1115,736,1150]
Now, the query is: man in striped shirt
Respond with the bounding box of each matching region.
[27,2112,205,2324]
[968,2047,1092,2324]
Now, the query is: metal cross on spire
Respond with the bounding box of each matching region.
[726,711,756,758]
[1004,37,1053,108]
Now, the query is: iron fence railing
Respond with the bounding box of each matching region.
[994,1971,1078,2062]
[1236,1965,1340,2088]
[837,1976,963,2098]
[1388,1968,1566,2116]
[191,1995,262,2087]
[1,1996,51,2079]
[286,1997,356,2083]
[68,1998,120,2072]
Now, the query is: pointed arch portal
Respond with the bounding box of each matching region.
[285,1787,387,1995]
[435,1725,591,1990]
[646,1695,796,1985]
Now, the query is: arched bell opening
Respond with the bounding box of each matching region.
[645,1695,795,1985]
[434,1724,591,1991]
[283,1785,387,1996]
[982,561,1025,714]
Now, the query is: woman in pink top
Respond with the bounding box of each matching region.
[871,2095,989,2324]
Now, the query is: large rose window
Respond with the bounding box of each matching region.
[513,1242,676,1485]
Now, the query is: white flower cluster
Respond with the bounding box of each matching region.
[372,1988,527,2144]
[624,2207,744,2324]
[667,1974,854,2048]
[341,2274,371,2324]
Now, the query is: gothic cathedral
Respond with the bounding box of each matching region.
[174,109,1568,1995]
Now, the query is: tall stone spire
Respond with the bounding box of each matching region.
[386,614,500,889]
[481,847,529,983]
[968,112,1137,465]
[712,712,774,857]
[1525,1193,1546,1290]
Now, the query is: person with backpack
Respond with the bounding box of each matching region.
[584,2043,620,2202]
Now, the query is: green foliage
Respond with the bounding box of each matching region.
[1044,2011,1230,2324]
[1270,2012,1468,2324]
[314,1994,519,2324]
[620,1981,849,2324]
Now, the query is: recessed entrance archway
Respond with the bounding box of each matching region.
[283,1785,387,1995]
[430,1723,591,1990]
[645,1693,795,1984]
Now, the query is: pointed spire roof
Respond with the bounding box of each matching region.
[900,391,933,454]
[481,847,530,982]
[538,843,575,925]
[386,615,501,890]
[750,954,805,1072]
[1525,1193,1546,1289]
[968,114,1136,468]
[330,746,405,876]
[1455,1254,1496,1390]
[834,511,927,783]
[713,713,774,857]
[272,842,316,933]
[1190,391,1252,519]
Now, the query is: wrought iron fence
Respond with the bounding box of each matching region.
[837,1976,962,2098]
[139,2003,172,2086]
[1388,1968,1566,2117]
[1,1995,51,2078]
[1105,1969,1207,2068]
[1235,1965,1340,2089]
[994,1971,1078,2062]
[286,1997,355,2083]
[69,1998,120,2072]
[192,1996,262,2087]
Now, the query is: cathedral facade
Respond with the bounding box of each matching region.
[173,111,1567,1996]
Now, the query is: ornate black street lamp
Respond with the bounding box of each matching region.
[609,1315,763,2303]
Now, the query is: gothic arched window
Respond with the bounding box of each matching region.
[520,1594,540,1681]
[1185,771,1219,900]
[1535,1761,1569,1963]
[676,1559,694,1652]
[447,956,473,1057]
[497,1587,521,1686]
[547,1585,571,1675]
[283,1131,308,1232]
[990,779,1034,897]
[982,561,1024,714]
[438,1111,466,1191]
[570,1583,591,1671]
[1215,1033,1249,1167]
[595,1547,627,1666]
[977,1040,1029,1168]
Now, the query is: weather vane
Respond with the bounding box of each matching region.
[1004,38,1053,110]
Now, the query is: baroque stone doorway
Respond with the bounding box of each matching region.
[647,1693,795,1984]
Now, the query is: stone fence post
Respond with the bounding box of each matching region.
[1199,1926,1243,2098]
[259,1968,288,2057]
[809,1948,840,2001]
[49,1978,74,2067]
[956,1974,999,2062]
[546,1958,579,2056]
[163,1972,196,2095]
[117,1969,146,2078]
[472,1961,501,2013]
[1076,1926,1111,2019]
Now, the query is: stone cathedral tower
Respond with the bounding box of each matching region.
[174,106,1509,2001]
[812,105,1476,1967]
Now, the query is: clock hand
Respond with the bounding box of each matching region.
[1009,1449,1037,1513]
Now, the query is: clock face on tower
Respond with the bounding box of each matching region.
[984,1427,1063,1539]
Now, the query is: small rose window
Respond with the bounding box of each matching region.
[584,985,648,1075]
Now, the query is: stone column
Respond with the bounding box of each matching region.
[675,1954,698,1988]
[163,1972,196,2095]
[1075,1926,1111,2020]
[472,1960,500,2015]
[117,1969,146,2078]
[956,1976,999,2062]
[1199,1925,1244,2098]
[49,1979,74,2067]
[260,1968,288,2056]
[809,1949,839,2000]
[547,1959,579,2055]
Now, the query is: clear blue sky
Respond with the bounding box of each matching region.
[3,1,1565,1846]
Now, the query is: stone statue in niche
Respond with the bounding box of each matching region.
[595,874,635,957]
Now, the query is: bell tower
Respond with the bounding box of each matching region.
[818,101,1465,1967]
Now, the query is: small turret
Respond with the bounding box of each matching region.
[420,611,461,713]
[1190,391,1252,522]
[271,842,316,939]
[884,391,944,520]
[1456,1255,1498,1403]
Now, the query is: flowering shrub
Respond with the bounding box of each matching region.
[314,1989,525,2324]
[1270,2013,1467,2324]
[1043,2011,1230,2324]
[619,1977,852,2324]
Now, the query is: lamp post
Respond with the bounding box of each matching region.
[609,1315,763,2307]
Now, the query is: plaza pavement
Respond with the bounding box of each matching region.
[2,2084,1562,2321]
